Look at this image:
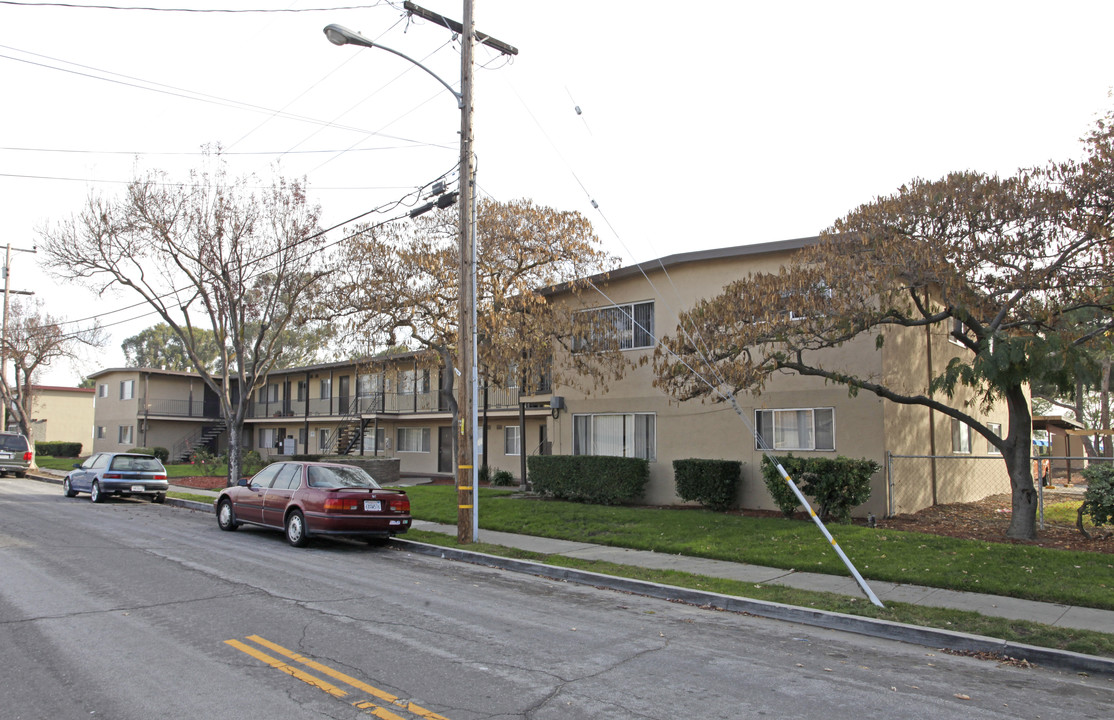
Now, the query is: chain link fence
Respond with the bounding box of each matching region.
[886,453,1096,524]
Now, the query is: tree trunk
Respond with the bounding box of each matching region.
[1102,358,1111,459]
[226,419,242,488]
[1003,386,1037,540]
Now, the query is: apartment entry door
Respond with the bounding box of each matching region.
[438,427,453,474]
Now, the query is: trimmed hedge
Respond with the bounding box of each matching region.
[673,458,742,511]
[35,441,83,457]
[527,455,649,505]
[760,454,879,523]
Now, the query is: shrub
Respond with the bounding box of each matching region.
[34,441,83,457]
[673,458,742,511]
[478,465,491,484]
[491,469,516,486]
[149,446,169,463]
[761,454,879,523]
[242,450,264,476]
[1079,462,1114,538]
[131,446,154,456]
[527,455,649,505]
[190,447,223,477]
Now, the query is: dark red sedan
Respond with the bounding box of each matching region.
[214,461,411,547]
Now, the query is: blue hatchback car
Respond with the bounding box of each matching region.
[63,452,170,504]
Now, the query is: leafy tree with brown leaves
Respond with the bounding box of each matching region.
[1,298,104,438]
[326,198,625,461]
[41,161,329,486]
[655,114,1114,540]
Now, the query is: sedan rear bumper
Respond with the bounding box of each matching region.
[100,480,170,494]
[305,513,412,537]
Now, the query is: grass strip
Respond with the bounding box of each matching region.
[400,485,1114,610]
[402,528,1114,659]
[167,491,217,504]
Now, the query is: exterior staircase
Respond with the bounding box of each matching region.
[171,422,227,463]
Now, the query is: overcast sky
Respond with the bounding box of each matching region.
[3,0,1114,385]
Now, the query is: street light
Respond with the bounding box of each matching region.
[323,18,480,543]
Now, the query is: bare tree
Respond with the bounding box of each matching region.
[41,160,329,485]
[1,298,104,438]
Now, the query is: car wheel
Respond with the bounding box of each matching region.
[217,500,240,531]
[63,478,78,498]
[285,510,308,547]
[152,493,166,504]
[90,481,104,504]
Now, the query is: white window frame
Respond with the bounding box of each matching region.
[119,380,135,400]
[396,427,431,453]
[572,412,656,461]
[986,422,1002,455]
[96,426,106,439]
[754,408,835,451]
[504,425,521,456]
[320,378,332,400]
[98,383,108,398]
[951,418,973,454]
[575,301,655,352]
[118,425,134,445]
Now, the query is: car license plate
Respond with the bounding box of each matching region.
[364,500,381,512]
[130,485,145,492]
[0,452,10,459]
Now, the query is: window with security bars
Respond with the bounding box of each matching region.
[754,408,834,451]
[574,301,654,352]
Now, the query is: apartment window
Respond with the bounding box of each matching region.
[399,369,431,395]
[397,427,431,453]
[755,408,834,451]
[119,380,135,400]
[504,425,521,456]
[318,427,332,453]
[574,301,654,352]
[296,381,307,402]
[299,428,308,448]
[97,384,108,398]
[258,427,285,449]
[357,373,382,397]
[573,413,656,461]
[258,384,278,403]
[987,422,1002,455]
[320,378,332,399]
[96,426,106,439]
[951,419,972,454]
[118,425,134,444]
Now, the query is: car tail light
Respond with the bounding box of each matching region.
[390,498,410,513]
[104,473,123,479]
[324,498,358,511]
[23,451,33,462]
[154,475,167,480]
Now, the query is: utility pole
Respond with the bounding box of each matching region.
[403,1,516,543]
[1,243,37,433]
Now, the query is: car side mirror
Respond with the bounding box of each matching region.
[73,463,82,469]
[238,477,249,486]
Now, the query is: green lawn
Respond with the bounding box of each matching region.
[399,485,1114,611]
[37,456,225,479]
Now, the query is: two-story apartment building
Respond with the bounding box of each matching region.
[88,236,1014,516]
[89,354,551,480]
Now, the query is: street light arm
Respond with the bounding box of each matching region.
[323,24,463,108]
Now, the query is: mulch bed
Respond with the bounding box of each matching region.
[876,489,1114,554]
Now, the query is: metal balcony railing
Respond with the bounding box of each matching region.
[139,397,219,418]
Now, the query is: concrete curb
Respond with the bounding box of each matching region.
[392,538,1114,677]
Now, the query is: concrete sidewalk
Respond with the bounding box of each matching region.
[409,521,1114,636]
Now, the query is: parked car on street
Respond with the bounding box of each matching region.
[63,452,169,503]
[0,432,33,478]
[214,461,411,547]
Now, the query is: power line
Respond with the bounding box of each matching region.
[0,1,391,12]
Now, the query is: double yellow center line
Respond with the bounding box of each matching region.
[225,634,451,720]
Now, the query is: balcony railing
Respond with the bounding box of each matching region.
[244,385,548,419]
[139,397,219,418]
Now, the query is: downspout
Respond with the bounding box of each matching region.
[926,292,938,506]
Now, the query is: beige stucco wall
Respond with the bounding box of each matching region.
[547,244,1016,517]
[91,370,142,453]
[30,387,96,454]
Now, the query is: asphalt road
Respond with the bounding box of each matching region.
[2,477,1112,720]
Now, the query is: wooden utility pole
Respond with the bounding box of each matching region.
[455,0,475,543]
